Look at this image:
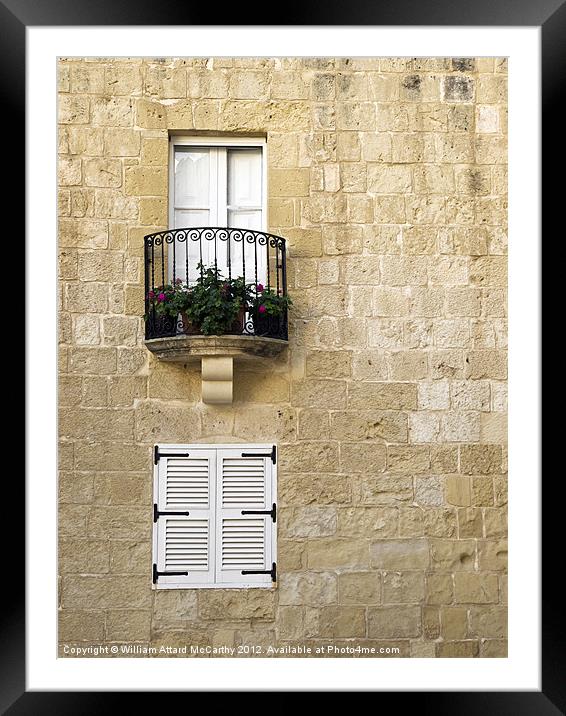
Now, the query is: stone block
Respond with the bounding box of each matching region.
[59,538,109,573]
[370,539,429,569]
[359,475,413,506]
[291,380,347,409]
[337,507,398,538]
[454,573,499,604]
[125,166,167,196]
[279,473,351,506]
[348,382,417,410]
[60,575,151,608]
[200,590,276,620]
[280,506,337,538]
[59,610,105,642]
[307,538,369,569]
[367,606,421,638]
[330,410,407,443]
[279,572,337,606]
[460,445,503,475]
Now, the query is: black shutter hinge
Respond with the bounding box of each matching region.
[152,563,189,584]
[241,503,276,523]
[241,562,277,582]
[241,445,276,464]
[154,446,189,464]
[153,503,190,523]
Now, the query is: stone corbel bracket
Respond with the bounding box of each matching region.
[201,356,233,404]
[144,334,288,405]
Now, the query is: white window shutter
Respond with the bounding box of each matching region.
[153,447,216,587]
[215,448,276,585]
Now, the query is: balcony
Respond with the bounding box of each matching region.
[143,227,290,404]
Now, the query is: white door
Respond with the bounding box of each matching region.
[170,140,266,286]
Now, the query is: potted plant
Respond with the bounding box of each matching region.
[146,279,195,336]
[250,283,292,337]
[183,264,253,336]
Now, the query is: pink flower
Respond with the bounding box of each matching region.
[148,290,155,299]
[157,292,166,302]
[256,283,264,292]
[258,304,266,314]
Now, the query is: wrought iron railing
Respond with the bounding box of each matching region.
[144,227,288,341]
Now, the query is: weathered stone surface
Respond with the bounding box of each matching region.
[340,442,387,473]
[367,606,421,638]
[61,575,151,608]
[279,572,337,606]
[338,571,381,605]
[387,445,430,474]
[370,539,429,569]
[278,540,306,571]
[69,347,117,374]
[74,442,151,471]
[307,539,369,569]
[382,571,425,603]
[460,445,503,475]
[337,506,398,538]
[106,610,152,641]
[153,591,198,629]
[477,540,508,572]
[348,382,417,410]
[291,379,347,409]
[59,610,105,641]
[426,573,454,605]
[430,539,475,571]
[315,606,366,638]
[134,400,200,442]
[469,606,507,638]
[59,538,109,573]
[59,407,133,441]
[454,573,499,604]
[280,507,337,538]
[110,540,150,574]
[436,640,479,658]
[199,591,275,620]
[359,475,413,505]
[279,473,351,506]
[277,606,304,640]
[331,411,407,443]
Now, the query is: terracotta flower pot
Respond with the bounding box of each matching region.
[177,312,201,335]
[228,307,246,334]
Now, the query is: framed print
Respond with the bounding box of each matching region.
[10,0,557,706]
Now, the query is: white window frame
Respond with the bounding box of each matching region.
[152,443,277,590]
[168,135,268,232]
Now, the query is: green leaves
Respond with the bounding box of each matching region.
[147,264,291,336]
[184,264,248,335]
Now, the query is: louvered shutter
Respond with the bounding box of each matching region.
[215,448,275,585]
[153,447,216,586]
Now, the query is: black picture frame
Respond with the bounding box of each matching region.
[10,0,557,707]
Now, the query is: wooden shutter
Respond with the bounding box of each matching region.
[153,447,216,587]
[215,448,276,586]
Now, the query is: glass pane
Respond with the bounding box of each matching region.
[173,210,211,284]
[174,147,210,208]
[227,148,262,207]
[228,210,266,285]
[228,209,262,230]
[175,209,210,228]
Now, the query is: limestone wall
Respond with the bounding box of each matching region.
[58,57,507,657]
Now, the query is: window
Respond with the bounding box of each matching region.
[152,444,277,589]
[169,136,267,283]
